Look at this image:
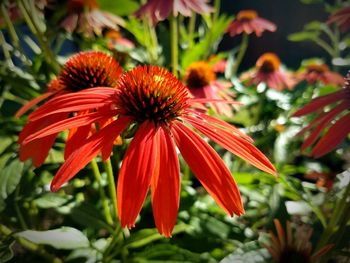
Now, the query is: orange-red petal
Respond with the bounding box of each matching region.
[172,121,244,216]
[184,115,276,176]
[151,126,180,237]
[117,121,159,229]
[51,117,130,191]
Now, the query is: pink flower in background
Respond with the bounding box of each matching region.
[328,6,350,32]
[61,0,124,37]
[227,10,276,37]
[135,0,213,24]
[241,53,296,91]
[293,71,350,158]
[184,60,236,117]
[297,63,344,86]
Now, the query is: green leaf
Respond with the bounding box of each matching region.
[288,31,319,42]
[181,15,232,69]
[305,21,322,30]
[0,137,12,155]
[220,241,270,263]
[98,0,139,16]
[15,227,89,250]
[0,159,24,200]
[34,193,72,209]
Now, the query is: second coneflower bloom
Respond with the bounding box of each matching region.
[184,60,236,117]
[227,10,276,37]
[241,53,296,91]
[17,51,122,166]
[21,65,276,237]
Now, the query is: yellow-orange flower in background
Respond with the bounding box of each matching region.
[241,53,296,91]
[227,10,276,37]
[297,63,344,86]
[17,51,122,167]
[20,65,276,237]
[263,219,333,263]
[184,60,236,117]
[61,0,124,37]
[293,71,350,158]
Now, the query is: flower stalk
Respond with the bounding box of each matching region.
[232,33,249,77]
[170,13,178,77]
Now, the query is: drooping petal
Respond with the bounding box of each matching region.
[293,89,346,117]
[300,101,349,151]
[186,109,253,142]
[15,92,55,118]
[23,110,116,144]
[311,112,350,157]
[19,113,68,167]
[151,126,180,237]
[50,116,130,192]
[19,134,58,167]
[172,121,244,216]
[28,88,116,121]
[117,121,159,229]
[65,125,92,160]
[183,115,276,175]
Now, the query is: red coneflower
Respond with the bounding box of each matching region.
[241,53,296,91]
[328,6,350,33]
[293,71,350,158]
[184,60,235,117]
[227,10,276,37]
[17,51,122,166]
[61,0,125,37]
[135,0,213,24]
[297,63,344,86]
[263,219,333,263]
[21,65,276,237]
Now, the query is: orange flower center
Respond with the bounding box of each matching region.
[116,66,190,125]
[237,10,258,21]
[184,61,216,88]
[256,53,281,73]
[68,0,99,13]
[104,29,122,41]
[58,51,122,92]
[306,64,329,74]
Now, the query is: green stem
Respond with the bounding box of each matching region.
[314,37,335,57]
[104,158,118,221]
[0,224,62,263]
[16,0,60,73]
[188,13,196,49]
[170,14,178,77]
[231,33,249,77]
[14,186,29,230]
[0,31,14,67]
[90,159,114,225]
[316,181,350,251]
[213,0,221,22]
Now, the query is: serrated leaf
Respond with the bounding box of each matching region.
[15,227,89,250]
[0,159,24,200]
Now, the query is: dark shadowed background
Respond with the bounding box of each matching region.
[219,0,330,71]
